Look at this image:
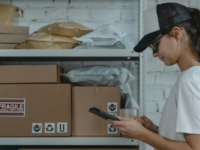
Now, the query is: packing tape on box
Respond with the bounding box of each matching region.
[93,87,102,97]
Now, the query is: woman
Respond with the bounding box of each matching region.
[108,3,200,150]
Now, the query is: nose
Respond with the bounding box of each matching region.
[153,52,159,57]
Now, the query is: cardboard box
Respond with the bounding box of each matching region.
[72,86,121,137]
[0,84,71,137]
[19,148,139,150]
[0,25,29,35]
[0,44,18,49]
[0,34,30,43]
[0,65,62,83]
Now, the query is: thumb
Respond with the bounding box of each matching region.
[118,116,132,121]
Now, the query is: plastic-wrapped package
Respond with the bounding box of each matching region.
[85,24,125,45]
[73,41,132,49]
[61,66,135,86]
[125,95,139,109]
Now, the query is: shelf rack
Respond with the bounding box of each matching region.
[0,137,139,146]
[0,0,148,149]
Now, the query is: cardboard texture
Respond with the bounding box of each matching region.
[0,34,30,44]
[72,86,121,137]
[0,44,18,49]
[19,148,139,150]
[0,84,71,137]
[0,25,29,35]
[0,65,61,84]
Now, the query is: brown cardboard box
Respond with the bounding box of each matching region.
[0,25,29,35]
[0,34,30,43]
[0,65,62,83]
[0,44,18,49]
[19,148,139,150]
[72,86,121,137]
[0,84,71,137]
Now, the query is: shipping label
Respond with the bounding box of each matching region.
[32,123,42,133]
[108,102,118,112]
[45,123,55,133]
[57,122,67,133]
[0,98,25,117]
[108,124,118,134]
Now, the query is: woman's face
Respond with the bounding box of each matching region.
[153,34,181,66]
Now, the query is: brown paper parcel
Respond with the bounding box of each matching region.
[16,35,82,49]
[72,86,121,137]
[0,4,15,25]
[34,22,93,37]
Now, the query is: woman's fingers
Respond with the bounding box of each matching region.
[108,116,134,128]
[130,114,138,119]
[118,116,133,121]
[107,119,124,127]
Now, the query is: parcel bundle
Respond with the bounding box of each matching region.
[16,35,82,49]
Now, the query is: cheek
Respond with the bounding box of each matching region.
[159,38,179,65]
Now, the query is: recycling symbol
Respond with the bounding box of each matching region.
[33,125,41,132]
[109,104,116,111]
[109,125,116,132]
[46,124,53,131]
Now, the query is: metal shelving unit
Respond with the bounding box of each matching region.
[0,0,147,149]
[0,49,139,61]
[0,137,139,146]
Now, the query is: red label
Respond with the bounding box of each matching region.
[0,98,25,117]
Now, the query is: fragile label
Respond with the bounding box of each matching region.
[108,102,118,112]
[0,98,25,117]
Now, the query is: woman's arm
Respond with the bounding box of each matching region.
[108,116,200,150]
[140,127,200,150]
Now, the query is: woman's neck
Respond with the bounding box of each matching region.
[177,49,200,72]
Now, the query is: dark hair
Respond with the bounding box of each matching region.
[162,7,200,62]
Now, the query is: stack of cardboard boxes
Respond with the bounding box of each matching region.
[0,25,29,49]
[0,65,121,137]
[0,65,71,136]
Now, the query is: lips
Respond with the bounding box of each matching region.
[160,57,164,61]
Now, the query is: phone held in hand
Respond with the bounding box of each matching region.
[89,107,119,121]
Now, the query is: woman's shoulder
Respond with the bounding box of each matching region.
[177,66,200,86]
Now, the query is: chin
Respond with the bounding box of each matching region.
[164,61,176,66]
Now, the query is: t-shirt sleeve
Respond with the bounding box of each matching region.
[175,80,200,134]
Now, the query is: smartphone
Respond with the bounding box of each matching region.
[89,107,119,121]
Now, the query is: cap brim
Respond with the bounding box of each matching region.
[134,30,163,52]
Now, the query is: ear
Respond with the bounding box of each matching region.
[171,27,183,41]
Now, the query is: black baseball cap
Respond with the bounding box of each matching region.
[134,3,191,52]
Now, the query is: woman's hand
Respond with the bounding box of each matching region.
[108,116,146,140]
[130,115,159,134]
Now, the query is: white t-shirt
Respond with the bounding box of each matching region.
[158,66,200,142]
